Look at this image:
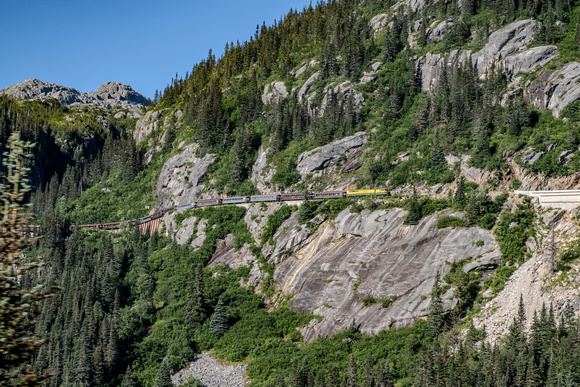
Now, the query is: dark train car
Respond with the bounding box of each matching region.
[280,193,304,201]
[222,196,249,205]
[197,198,221,207]
[250,195,278,203]
[310,191,346,200]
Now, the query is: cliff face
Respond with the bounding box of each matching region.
[264,207,500,342]
[0,79,149,110]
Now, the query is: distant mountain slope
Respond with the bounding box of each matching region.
[0,78,149,109]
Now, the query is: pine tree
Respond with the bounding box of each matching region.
[327,364,340,387]
[347,354,358,386]
[186,264,206,330]
[209,298,229,337]
[0,132,53,387]
[276,371,286,387]
[404,186,422,225]
[455,176,466,205]
[428,271,444,337]
[153,357,173,387]
[121,366,135,387]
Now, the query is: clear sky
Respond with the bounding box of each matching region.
[0,0,314,99]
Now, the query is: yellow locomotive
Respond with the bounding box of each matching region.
[346,188,389,197]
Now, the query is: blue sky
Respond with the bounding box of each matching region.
[0,0,314,99]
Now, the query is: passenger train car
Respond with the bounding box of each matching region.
[56,188,389,231]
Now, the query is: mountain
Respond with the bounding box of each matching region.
[0,78,150,109]
[6,0,580,385]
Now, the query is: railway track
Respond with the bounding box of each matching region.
[26,188,389,232]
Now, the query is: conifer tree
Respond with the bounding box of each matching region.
[404,186,422,225]
[0,132,53,387]
[347,354,358,386]
[153,357,173,387]
[186,264,206,330]
[209,298,229,337]
[428,271,444,337]
[327,364,340,387]
[455,176,466,205]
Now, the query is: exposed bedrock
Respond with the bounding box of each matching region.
[155,143,216,211]
[296,131,368,180]
[266,207,501,342]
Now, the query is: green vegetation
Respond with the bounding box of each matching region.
[8,0,580,385]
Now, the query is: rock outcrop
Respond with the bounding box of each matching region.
[296,131,368,180]
[0,79,149,110]
[155,143,216,210]
[262,81,288,105]
[524,62,580,117]
[415,19,578,116]
[133,109,182,165]
[250,145,276,193]
[320,82,365,115]
[471,19,539,75]
[266,207,501,342]
[474,206,580,342]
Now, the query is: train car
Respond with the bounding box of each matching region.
[280,193,304,201]
[177,203,195,210]
[102,222,122,230]
[346,188,389,197]
[250,195,278,203]
[139,215,152,224]
[222,196,249,205]
[310,191,346,200]
[196,198,221,207]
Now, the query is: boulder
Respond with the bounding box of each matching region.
[296,132,368,180]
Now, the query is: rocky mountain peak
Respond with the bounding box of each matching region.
[0,79,149,110]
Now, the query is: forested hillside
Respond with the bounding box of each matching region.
[4,0,580,386]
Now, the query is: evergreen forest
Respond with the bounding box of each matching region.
[3,0,580,385]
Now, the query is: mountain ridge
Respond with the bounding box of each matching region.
[0,78,150,110]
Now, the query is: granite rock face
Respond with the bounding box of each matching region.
[266,207,501,342]
[262,81,288,105]
[133,109,182,165]
[471,19,539,75]
[320,82,365,114]
[155,143,216,210]
[296,132,368,180]
[1,79,149,110]
[524,62,580,117]
[250,145,276,193]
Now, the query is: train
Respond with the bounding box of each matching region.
[31,188,388,231]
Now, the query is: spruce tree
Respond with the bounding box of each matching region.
[327,364,340,386]
[186,264,206,330]
[404,186,422,225]
[455,176,466,205]
[428,271,444,337]
[0,132,53,387]
[347,354,358,386]
[153,357,173,387]
[209,298,229,337]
